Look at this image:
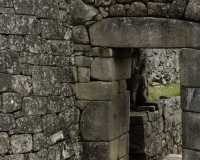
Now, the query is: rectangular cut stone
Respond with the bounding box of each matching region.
[130,112,148,125]
[181,87,200,112]
[180,49,200,87]
[0,14,41,35]
[82,139,119,160]
[91,57,131,81]
[0,113,15,131]
[183,149,200,160]
[118,134,129,158]
[183,111,200,151]
[76,81,118,100]
[80,92,129,141]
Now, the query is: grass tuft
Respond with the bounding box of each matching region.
[147,83,180,101]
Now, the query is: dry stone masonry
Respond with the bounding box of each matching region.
[1,0,200,159]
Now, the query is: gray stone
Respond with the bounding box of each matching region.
[32,66,61,96]
[48,130,65,145]
[0,7,15,14]
[41,19,65,40]
[61,66,78,83]
[80,92,129,141]
[72,26,89,44]
[35,0,59,19]
[82,139,119,160]
[0,0,13,7]
[137,106,155,112]
[185,0,200,21]
[76,100,90,110]
[59,108,80,128]
[119,80,127,93]
[4,154,25,160]
[183,111,200,150]
[59,0,67,9]
[25,35,46,54]
[147,2,167,17]
[11,75,32,97]
[11,134,32,153]
[33,133,47,151]
[99,7,109,18]
[22,97,47,115]
[20,52,40,64]
[16,116,42,133]
[109,4,126,17]
[95,0,112,6]
[36,149,48,160]
[180,49,200,87]
[127,2,147,17]
[183,149,200,160]
[0,50,21,74]
[47,96,61,113]
[168,0,187,19]
[74,44,91,51]
[39,54,55,66]
[118,134,129,158]
[60,140,75,159]
[78,67,90,83]
[25,153,40,160]
[130,112,148,125]
[42,114,60,136]
[75,56,93,67]
[68,0,98,25]
[48,146,60,160]
[90,18,200,48]
[13,0,35,15]
[0,35,7,50]
[2,93,22,113]
[0,14,41,35]
[0,73,12,92]
[0,113,15,131]
[8,35,24,52]
[61,83,75,97]
[0,132,9,154]
[91,57,131,81]
[76,81,118,100]
[47,40,74,56]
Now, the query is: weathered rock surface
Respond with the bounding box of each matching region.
[0,114,15,131]
[185,0,200,21]
[72,26,89,44]
[168,0,187,19]
[0,132,9,154]
[0,73,12,92]
[183,149,200,160]
[127,2,147,17]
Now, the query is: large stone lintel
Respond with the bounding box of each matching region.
[89,17,200,48]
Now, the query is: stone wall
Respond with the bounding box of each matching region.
[146,49,180,85]
[130,97,182,160]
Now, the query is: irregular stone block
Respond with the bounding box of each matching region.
[183,111,200,150]
[0,73,12,92]
[0,50,21,74]
[36,149,48,160]
[183,149,200,160]
[25,153,40,160]
[39,54,55,66]
[13,0,35,15]
[41,19,65,40]
[0,113,15,131]
[61,83,75,97]
[89,17,200,48]
[91,57,131,81]
[185,0,200,21]
[16,116,42,133]
[0,14,41,35]
[0,35,7,50]
[4,154,25,160]
[137,106,155,112]
[22,97,47,116]
[0,0,13,7]
[148,2,167,17]
[78,67,90,82]
[59,108,80,128]
[119,134,129,158]
[0,132,9,154]
[127,2,147,17]
[76,81,118,100]
[168,0,187,19]
[72,25,89,44]
[68,0,98,25]
[48,146,60,160]
[20,52,40,64]
[180,49,200,87]
[47,40,74,56]
[75,56,93,67]
[109,4,126,17]
[32,66,61,96]
[80,92,129,141]
[82,139,119,160]
[8,35,24,52]
[61,66,78,83]
[11,134,32,154]
[33,133,47,151]
[0,7,15,14]
[35,0,59,19]
[60,140,75,159]
[95,0,111,6]
[42,114,60,136]
[21,64,32,75]
[74,44,91,51]
[130,112,148,125]
[2,93,22,113]
[25,35,46,54]
[11,75,32,97]
[76,100,90,110]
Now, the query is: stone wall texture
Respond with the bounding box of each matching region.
[130,97,182,160]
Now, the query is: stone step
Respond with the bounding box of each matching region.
[163,154,182,160]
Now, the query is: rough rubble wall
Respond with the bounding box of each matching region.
[146,49,180,85]
[0,0,81,159]
[130,97,182,160]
